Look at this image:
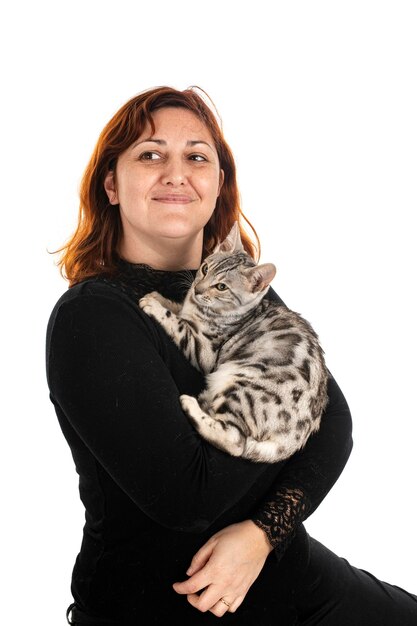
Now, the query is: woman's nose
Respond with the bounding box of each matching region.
[161,158,188,186]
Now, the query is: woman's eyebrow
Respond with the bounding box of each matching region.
[131,138,215,152]
[131,138,164,149]
[187,140,215,152]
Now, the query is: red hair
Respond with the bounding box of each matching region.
[56,86,259,286]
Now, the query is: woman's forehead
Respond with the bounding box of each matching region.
[137,107,215,143]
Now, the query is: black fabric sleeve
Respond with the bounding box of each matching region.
[46,289,281,533]
[251,288,353,560]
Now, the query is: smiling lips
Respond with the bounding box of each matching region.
[152,194,194,203]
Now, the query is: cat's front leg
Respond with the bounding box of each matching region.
[139,291,179,337]
[139,292,173,325]
[140,295,211,373]
[139,291,181,316]
[139,293,194,356]
[180,395,245,457]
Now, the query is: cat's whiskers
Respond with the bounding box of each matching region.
[170,269,195,291]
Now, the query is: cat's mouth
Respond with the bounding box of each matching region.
[195,293,212,305]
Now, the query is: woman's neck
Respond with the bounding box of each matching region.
[118,232,203,271]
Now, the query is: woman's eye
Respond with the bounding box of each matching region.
[139,151,161,161]
[189,154,207,162]
[216,283,227,291]
[201,263,208,275]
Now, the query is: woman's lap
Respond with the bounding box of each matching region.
[67,529,417,625]
[295,534,417,625]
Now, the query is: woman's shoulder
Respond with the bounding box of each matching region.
[47,275,142,334]
[54,274,138,306]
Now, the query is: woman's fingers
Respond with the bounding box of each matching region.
[226,595,245,614]
[186,586,232,614]
[173,540,216,592]
[186,539,214,576]
[172,568,210,595]
[210,595,245,616]
[174,521,272,614]
[187,591,245,616]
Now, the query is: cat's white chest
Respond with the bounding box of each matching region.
[206,362,242,395]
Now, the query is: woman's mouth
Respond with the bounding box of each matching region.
[152,194,194,204]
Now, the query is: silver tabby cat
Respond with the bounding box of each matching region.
[139,223,328,463]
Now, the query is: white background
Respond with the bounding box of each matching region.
[1,1,416,623]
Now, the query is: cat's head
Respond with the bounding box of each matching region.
[191,223,276,313]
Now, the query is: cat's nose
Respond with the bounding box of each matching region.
[194,282,205,295]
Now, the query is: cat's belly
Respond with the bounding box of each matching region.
[205,362,243,396]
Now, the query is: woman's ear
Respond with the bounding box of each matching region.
[217,169,225,196]
[104,170,119,205]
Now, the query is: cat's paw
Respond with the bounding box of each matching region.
[139,292,166,319]
[180,395,204,421]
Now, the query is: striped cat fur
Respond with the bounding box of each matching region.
[139,223,328,463]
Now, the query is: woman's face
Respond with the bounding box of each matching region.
[104,107,224,262]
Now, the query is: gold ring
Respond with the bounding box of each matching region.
[220,598,231,608]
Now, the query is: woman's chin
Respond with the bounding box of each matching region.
[153,217,207,241]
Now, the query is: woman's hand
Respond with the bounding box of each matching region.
[172,520,273,617]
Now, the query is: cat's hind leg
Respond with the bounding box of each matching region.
[180,394,246,457]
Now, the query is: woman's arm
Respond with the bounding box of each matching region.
[173,286,353,614]
[250,287,353,559]
[251,374,352,559]
[173,359,352,615]
[46,284,277,532]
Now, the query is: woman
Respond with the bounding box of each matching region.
[46,86,417,625]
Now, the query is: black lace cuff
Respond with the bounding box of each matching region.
[251,486,311,561]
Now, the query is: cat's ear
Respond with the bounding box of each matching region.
[213,221,244,254]
[244,263,276,292]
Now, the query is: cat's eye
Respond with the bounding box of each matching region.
[201,263,208,275]
[216,283,227,291]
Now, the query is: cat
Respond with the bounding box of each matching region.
[139,222,328,463]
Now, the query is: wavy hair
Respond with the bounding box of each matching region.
[56,86,259,286]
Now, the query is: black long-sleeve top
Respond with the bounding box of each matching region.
[46,261,353,624]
